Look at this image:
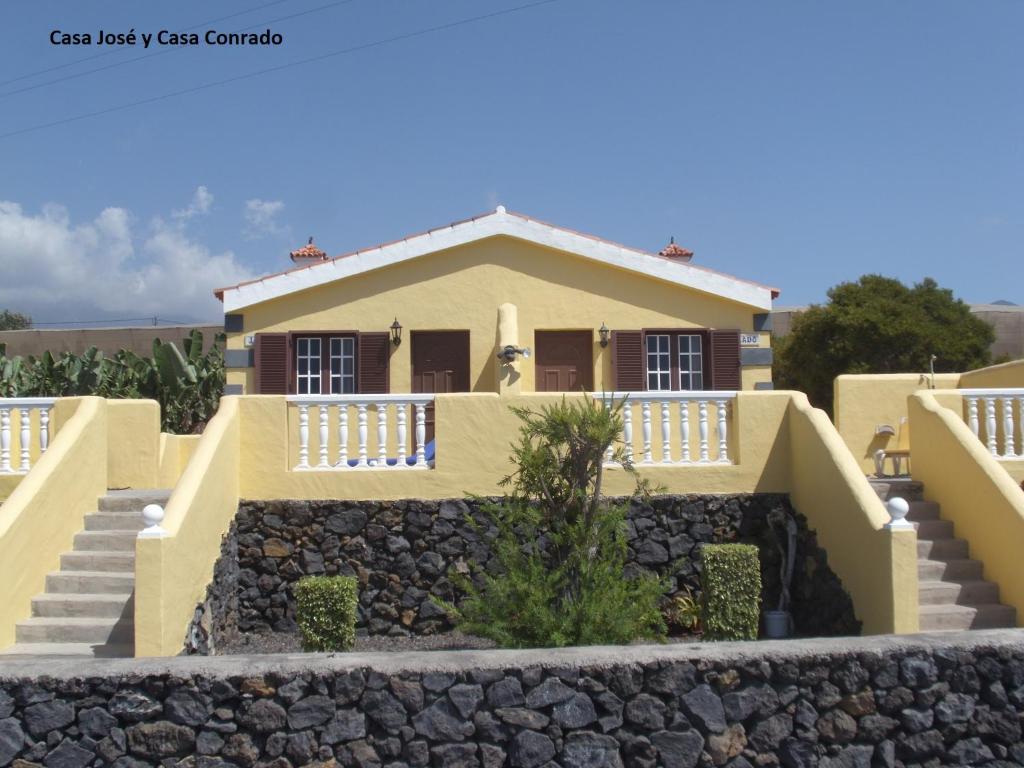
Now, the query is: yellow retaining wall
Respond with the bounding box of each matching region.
[135,398,241,657]
[156,434,201,489]
[107,400,162,490]
[909,391,1024,626]
[788,393,919,635]
[0,397,108,649]
[958,359,1024,388]
[834,374,960,475]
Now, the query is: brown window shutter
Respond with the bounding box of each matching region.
[253,333,288,394]
[358,332,390,394]
[611,330,644,392]
[710,329,741,390]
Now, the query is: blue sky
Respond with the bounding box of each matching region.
[0,1,1021,324]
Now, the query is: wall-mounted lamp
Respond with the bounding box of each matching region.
[390,318,403,347]
[599,322,610,348]
[497,344,531,362]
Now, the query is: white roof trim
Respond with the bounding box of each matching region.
[220,209,775,312]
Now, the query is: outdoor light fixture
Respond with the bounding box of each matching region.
[390,318,402,347]
[497,345,531,362]
[599,322,610,347]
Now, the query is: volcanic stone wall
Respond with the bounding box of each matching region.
[1,632,1023,767]
[191,495,859,652]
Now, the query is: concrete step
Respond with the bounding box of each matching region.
[919,579,1001,606]
[0,643,134,658]
[98,489,171,513]
[60,551,134,573]
[84,513,147,532]
[917,537,969,560]
[906,501,941,522]
[913,519,954,540]
[73,530,139,552]
[46,570,134,595]
[869,479,925,501]
[15,617,134,645]
[31,593,133,619]
[918,558,983,581]
[919,603,1017,631]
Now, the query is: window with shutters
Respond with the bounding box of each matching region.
[646,334,672,391]
[642,331,709,391]
[295,335,356,395]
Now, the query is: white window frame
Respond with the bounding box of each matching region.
[296,337,322,395]
[646,334,671,392]
[329,337,356,394]
[677,334,704,390]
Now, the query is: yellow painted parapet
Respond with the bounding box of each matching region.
[787,392,919,635]
[0,397,108,650]
[958,359,1024,389]
[107,400,161,489]
[135,398,241,657]
[909,391,1024,627]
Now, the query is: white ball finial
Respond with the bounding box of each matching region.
[139,504,167,538]
[885,497,912,530]
[495,205,506,214]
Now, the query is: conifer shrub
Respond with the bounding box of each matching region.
[447,396,666,648]
[294,575,358,651]
[700,543,761,641]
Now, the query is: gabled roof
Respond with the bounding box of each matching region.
[215,207,780,312]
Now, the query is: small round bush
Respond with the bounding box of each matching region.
[294,575,358,651]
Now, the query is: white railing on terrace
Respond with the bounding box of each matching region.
[287,395,435,471]
[962,388,1024,460]
[593,391,737,466]
[0,398,56,474]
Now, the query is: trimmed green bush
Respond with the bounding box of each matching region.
[294,575,358,651]
[701,543,761,641]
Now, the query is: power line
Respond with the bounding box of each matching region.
[0,0,561,140]
[0,0,295,88]
[0,0,361,100]
[28,317,204,327]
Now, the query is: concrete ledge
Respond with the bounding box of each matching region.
[2,629,1022,680]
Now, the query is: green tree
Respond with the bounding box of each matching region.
[0,309,31,330]
[774,275,993,413]
[448,397,666,648]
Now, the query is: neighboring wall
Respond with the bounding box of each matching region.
[958,358,1024,389]
[909,391,1024,627]
[0,324,220,358]
[2,630,1024,768]
[226,236,772,394]
[192,494,858,650]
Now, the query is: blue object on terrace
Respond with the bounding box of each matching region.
[343,439,435,468]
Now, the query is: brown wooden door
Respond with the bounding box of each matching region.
[411,331,471,441]
[535,331,594,392]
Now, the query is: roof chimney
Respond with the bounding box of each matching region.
[290,236,328,265]
[658,236,693,262]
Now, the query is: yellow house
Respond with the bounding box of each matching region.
[215,207,778,399]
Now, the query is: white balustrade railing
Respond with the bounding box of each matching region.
[592,391,737,465]
[0,398,56,475]
[287,395,435,471]
[962,388,1024,460]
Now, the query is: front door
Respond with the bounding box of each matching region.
[535,331,594,392]
[411,331,471,442]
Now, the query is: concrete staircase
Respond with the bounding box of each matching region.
[871,479,1016,631]
[2,490,169,658]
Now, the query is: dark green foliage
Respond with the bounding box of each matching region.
[774,275,994,413]
[294,575,358,652]
[449,397,667,648]
[0,309,31,331]
[701,543,761,641]
[0,329,225,434]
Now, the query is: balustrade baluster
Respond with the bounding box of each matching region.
[39,407,50,455]
[297,405,310,469]
[19,409,30,472]
[967,397,980,439]
[660,401,672,463]
[377,403,389,465]
[1003,397,1016,458]
[679,400,691,463]
[986,397,998,455]
[0,407,9,473]
[396,404,408,468]
[337,405,349,468]
[356,404,369,467]
[622,404,634,464]
[415,403,427,467]
[641,401,653,464]
[698,399,710,462]
[318,405,330,468]
[1019,398,1024,458]
[717,399,730,463]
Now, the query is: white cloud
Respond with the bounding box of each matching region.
[243,198,286,239]
[172,185,213,221]
[0,194,255,323]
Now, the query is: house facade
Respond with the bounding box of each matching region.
[216,207,778,398]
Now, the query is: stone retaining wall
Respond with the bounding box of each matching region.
[2,631,1024,767]
[192,495,859,651]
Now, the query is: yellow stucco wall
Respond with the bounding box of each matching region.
[226,236,771,394]
[958,358,1024,389]
[909,391,1024,627]
[0,397,108,649]
[135,398,241,657]
[787,392,919,635]
[834,374,961,474]
[107,400,162,490]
